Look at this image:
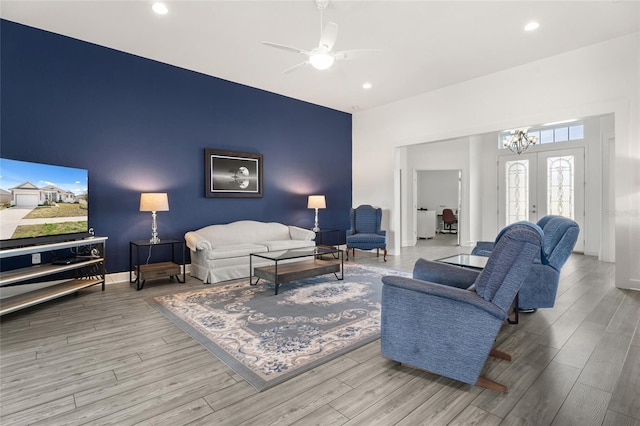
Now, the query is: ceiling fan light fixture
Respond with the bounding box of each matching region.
[309,51,335,70]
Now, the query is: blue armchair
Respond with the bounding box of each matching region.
[472,215,579,310]
[381,222,543,392]
[346,205,387,261]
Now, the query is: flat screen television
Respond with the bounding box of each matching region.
[0,158,90,249]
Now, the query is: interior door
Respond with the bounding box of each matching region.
[499,148,584,252]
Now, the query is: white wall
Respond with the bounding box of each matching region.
[417,170,459,212]
[352,34,639,290]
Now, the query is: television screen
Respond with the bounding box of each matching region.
[0,158,89,249]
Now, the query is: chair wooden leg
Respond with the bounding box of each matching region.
[489,348,513,361]
[401,363,508,393]
[476,376,508,393]
[383,248,387,261]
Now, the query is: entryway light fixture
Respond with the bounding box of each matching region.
[140,192,169,244]
[502,129,537,154]
[307,195,326,232]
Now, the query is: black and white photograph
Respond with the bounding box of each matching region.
[205,149,263,197]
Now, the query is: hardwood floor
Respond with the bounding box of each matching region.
[1,234,639,425]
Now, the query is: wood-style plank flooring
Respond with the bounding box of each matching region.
[1,233,639,425]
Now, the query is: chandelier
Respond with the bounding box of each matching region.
[503,129,537,154]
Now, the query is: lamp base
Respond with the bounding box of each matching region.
[313,208,320,232]
[150,211,160,244]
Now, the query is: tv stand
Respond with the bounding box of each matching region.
[0,237,107,316]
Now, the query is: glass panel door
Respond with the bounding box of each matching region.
[505,158,530,224]
[499,148,584,252]
[546,155,575,219]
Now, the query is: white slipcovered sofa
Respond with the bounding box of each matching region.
[184,220,316,283]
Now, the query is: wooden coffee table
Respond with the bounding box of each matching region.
[250,247,343,295]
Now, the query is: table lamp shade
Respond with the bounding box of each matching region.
[140,193,169,212]
[307,195,326,209]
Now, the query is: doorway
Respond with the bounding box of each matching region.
[415,169,461,246]
[498,147,585,252]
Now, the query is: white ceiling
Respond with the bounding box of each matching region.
[1,1,638,113]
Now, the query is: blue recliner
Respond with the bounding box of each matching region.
[472,215,579,310]
[381,222,543,392]
[346,205,387,261]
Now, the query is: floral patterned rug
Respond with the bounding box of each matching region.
[148,264,410,391]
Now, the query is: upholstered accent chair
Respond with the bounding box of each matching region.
[346,205,387,261]
[381,222,543,392]
[472,215,579,311]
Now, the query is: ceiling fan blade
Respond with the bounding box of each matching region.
[319,21,338,50]
[334,49,381,61]
[282,61,310,74]
[262,41,311,56]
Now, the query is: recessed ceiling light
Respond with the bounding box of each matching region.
[524,21,540,32]
[362,82,372,90]
[152,2,168,15]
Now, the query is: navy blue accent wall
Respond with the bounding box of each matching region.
[1,20,352,274]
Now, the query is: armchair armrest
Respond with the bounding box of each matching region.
[381,275,506,320]
[184,231,212,252]
[471,241,495,256]
[289,225,315,241]
[346,229,355,237]
[377,230,386,237]
[412,258,480,289]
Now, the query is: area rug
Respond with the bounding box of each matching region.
[147,263,410,391]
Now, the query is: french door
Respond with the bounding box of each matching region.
[498,148,584,252]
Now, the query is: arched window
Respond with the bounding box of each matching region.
[547,156,575,219]
[506,160,529,225]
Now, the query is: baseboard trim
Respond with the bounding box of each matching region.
[107,264,192,284]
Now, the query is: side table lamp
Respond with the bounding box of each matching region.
[140,192,169,244]
[307,195,326,232]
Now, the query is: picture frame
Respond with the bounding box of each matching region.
[205,149,263,198]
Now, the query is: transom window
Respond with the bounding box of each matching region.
[499,122,584,150]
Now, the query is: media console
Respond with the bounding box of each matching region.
[0,237,107,316]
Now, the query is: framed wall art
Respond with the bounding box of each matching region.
[205,149,263,198]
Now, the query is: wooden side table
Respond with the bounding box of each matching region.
[129,239,186,290]
[314,229,342,247]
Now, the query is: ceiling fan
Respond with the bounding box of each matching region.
[262,0,380,73]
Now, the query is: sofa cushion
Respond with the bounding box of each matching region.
[260,240,316,252]
[206,243,268,260]
[197,221,292,246]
